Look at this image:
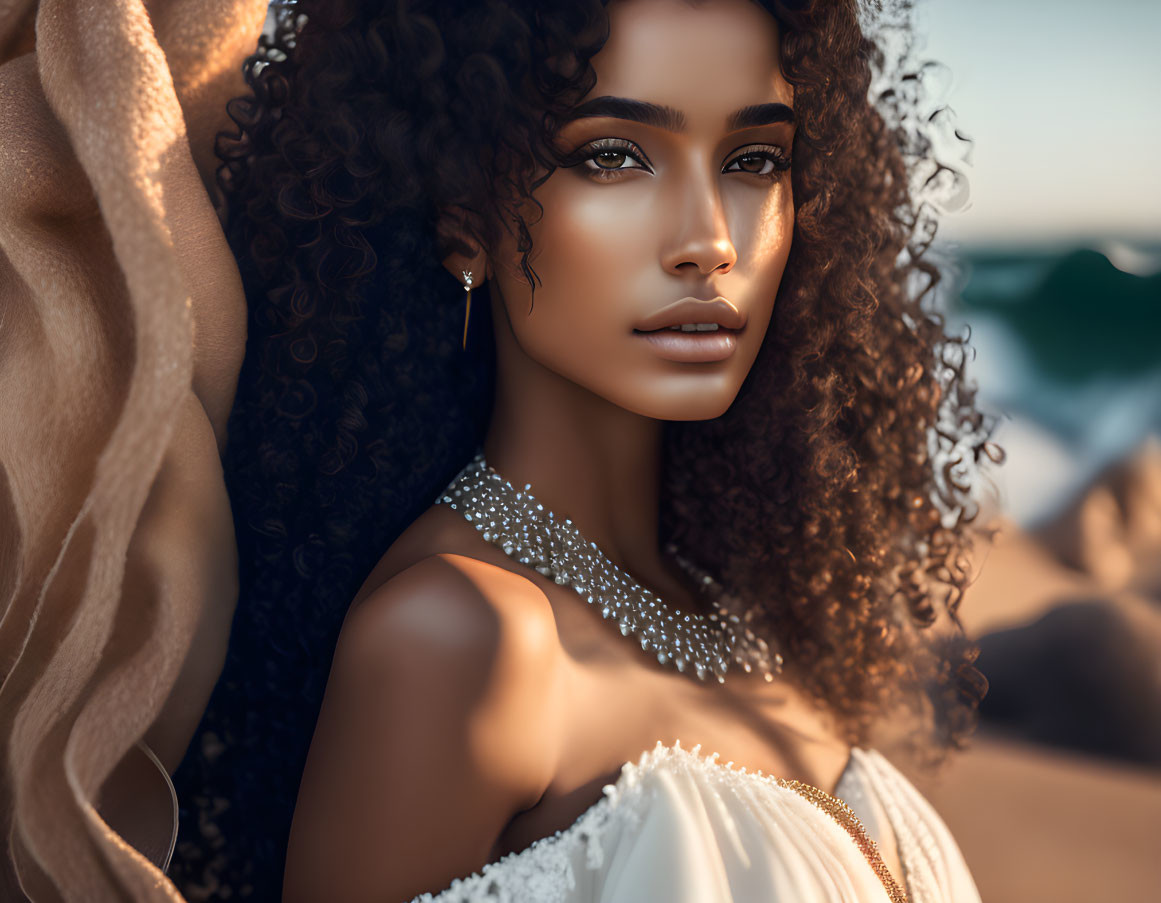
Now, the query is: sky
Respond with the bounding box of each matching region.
[916,0,1161,246]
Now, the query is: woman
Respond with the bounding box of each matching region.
[178,0,995,900]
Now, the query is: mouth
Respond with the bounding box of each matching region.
[632,325,743,362]
[632,326,742,335]
[632,296,747,334]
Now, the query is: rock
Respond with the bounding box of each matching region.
[976,596,1161,765]
[1035,437,1161,592]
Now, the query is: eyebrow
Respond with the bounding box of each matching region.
[562,96,795,132]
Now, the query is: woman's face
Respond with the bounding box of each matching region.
[488,0,795,421]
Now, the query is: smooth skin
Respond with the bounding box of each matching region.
[284,2,905,900]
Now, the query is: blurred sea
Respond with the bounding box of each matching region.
[939,239,1161,527]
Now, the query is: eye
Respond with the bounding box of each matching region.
[723,145,791,180]
[569,138,652,181]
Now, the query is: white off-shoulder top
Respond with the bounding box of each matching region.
[410,741,979,903]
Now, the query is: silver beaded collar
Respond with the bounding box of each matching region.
[434,450,783,684]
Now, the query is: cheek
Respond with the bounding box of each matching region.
[496,178,653,340]
[532,180,652,295]
[736,182,795,288]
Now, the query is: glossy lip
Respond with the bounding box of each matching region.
[635,328,740,362]
[633,296,747,333]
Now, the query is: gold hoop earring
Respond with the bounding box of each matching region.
[461,270,474,351]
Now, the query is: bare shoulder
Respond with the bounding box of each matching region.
[351,551,560,656]
[337,552,566,791]
[283,553,565,903]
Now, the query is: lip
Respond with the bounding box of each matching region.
[634,296,747,333]
[634,327,740,362]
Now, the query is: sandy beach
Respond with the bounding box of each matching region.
[898,439,1161,901]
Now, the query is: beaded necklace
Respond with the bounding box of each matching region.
[435,450,783,684]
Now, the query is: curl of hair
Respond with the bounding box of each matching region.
[170,0,998,895]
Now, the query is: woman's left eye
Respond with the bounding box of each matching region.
[723,146,791,179]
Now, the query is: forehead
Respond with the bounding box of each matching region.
[593,0,791,113]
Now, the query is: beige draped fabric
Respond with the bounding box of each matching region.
[0,1,267,899]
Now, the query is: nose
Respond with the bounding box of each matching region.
[660,170,738,277]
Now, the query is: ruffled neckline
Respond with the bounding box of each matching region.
[602,737,857,805]
[410,739,898,903]
[503,738,863,863]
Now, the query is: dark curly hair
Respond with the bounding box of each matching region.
[170,0,998,898]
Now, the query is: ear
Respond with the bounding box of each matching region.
[437,206,490,287]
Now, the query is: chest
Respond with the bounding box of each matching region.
[489,590,882,854]
[490,664,907,895]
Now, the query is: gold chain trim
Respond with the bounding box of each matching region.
[777,779,909,903]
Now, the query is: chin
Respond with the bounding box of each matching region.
[618,388,741,422]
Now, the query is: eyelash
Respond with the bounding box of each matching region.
[571,138,791,182]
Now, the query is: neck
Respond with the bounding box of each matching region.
[482,298,692,606]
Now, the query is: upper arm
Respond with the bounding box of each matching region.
[283,554,563,903]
